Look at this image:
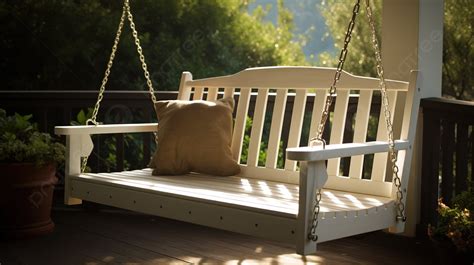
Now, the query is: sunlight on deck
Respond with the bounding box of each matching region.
[222,254,326,265]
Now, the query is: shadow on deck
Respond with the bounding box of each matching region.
[1,206,437,265]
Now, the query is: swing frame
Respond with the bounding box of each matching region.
[55,0,422,255]
[55,66,420,255]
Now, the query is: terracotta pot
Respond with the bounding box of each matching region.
[0,163,58,238]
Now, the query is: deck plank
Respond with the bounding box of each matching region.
[0,209,436,265]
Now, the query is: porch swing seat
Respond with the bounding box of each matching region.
[68,167,396,238]
[55,66,421,255]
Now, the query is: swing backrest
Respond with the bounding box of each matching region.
[177,66,419,198]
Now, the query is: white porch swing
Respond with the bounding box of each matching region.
[55,0,421,255]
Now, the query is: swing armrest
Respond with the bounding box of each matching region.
[286,140,410,162]
[55,123,158,136]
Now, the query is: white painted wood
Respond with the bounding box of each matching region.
[390,71,421,233]
[296,161,322,254]
[207,87,218,102]
[239,165,299,184]
[286,140,410,162]
[231,88,251,162]
[193,87,204,100]
[71,178,297,243]
[308,89,328,142]
[55,67,420,255]
[348,90,373,179]
[327,90,350,176]
[265,89,288,169]
[187,66,408,90]
[55,123,158,135]
[392,91,407,145]
[371,91,398,182]
[323,175,393,198]
[223,87,235,99]
[247,88,269,167]
[285,89,308,171]
[177,72,193,100]
[63,134,93,205]
[316,201,396,243]
[70,168,392,215]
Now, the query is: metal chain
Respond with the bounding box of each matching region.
[85,2,127,127]
[365,0,406,222]
[125,0,157,103]
[310,0,361,145]
[81,0,157,173]
[308,189,322,241]
[307,0,361,242]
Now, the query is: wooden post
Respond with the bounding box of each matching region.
[64,134,94,205]
[177,72,193,100]
[382,0,444,236]
[296,160,328,255]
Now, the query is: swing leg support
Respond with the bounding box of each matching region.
[296,161,328,255]
[64,134,94,205]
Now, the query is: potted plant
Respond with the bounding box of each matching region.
[428,191,474,265]
[0,109,65,238]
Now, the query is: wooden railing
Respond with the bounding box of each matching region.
[0,90,371,173]
[420,97,474,233]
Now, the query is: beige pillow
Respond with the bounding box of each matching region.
[149,97,241,176]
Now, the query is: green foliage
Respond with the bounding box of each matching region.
[0,0,306,92]
[317,0,381,77]
[0,109,65,165]
[453,191,474,214]
[442,0,473,100]
[429,192,474,253]
[320,0,473,101]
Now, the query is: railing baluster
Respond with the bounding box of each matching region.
[143,133,152,168]
[116,134,124,172]
[421,107,441,231]
[441,120,455,203]
[455,123,469,194]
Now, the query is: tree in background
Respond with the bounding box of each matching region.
[318,0,381,77]
[0,0,306,91]
[319,0,473,101]
[443,0,473,100]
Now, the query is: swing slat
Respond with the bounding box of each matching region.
[348,90,373,179]
[307,89,328,141]
[265,89,288,169]
[247,88,269,167]
[232,88,251,162]
[207,87,218,101]
[285,89,308,171]
[371,91,398,182]
[327,89,350,176]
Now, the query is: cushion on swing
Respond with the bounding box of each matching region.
[149,97,240,176]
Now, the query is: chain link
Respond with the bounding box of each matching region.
[365,0,406,222]
[308,188,322,241]
[125,1,157,103]
[310,0,361,145]
[81,0,157,173]
[307,0,361,242]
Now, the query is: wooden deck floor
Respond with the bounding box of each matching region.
[1,207,438,265]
